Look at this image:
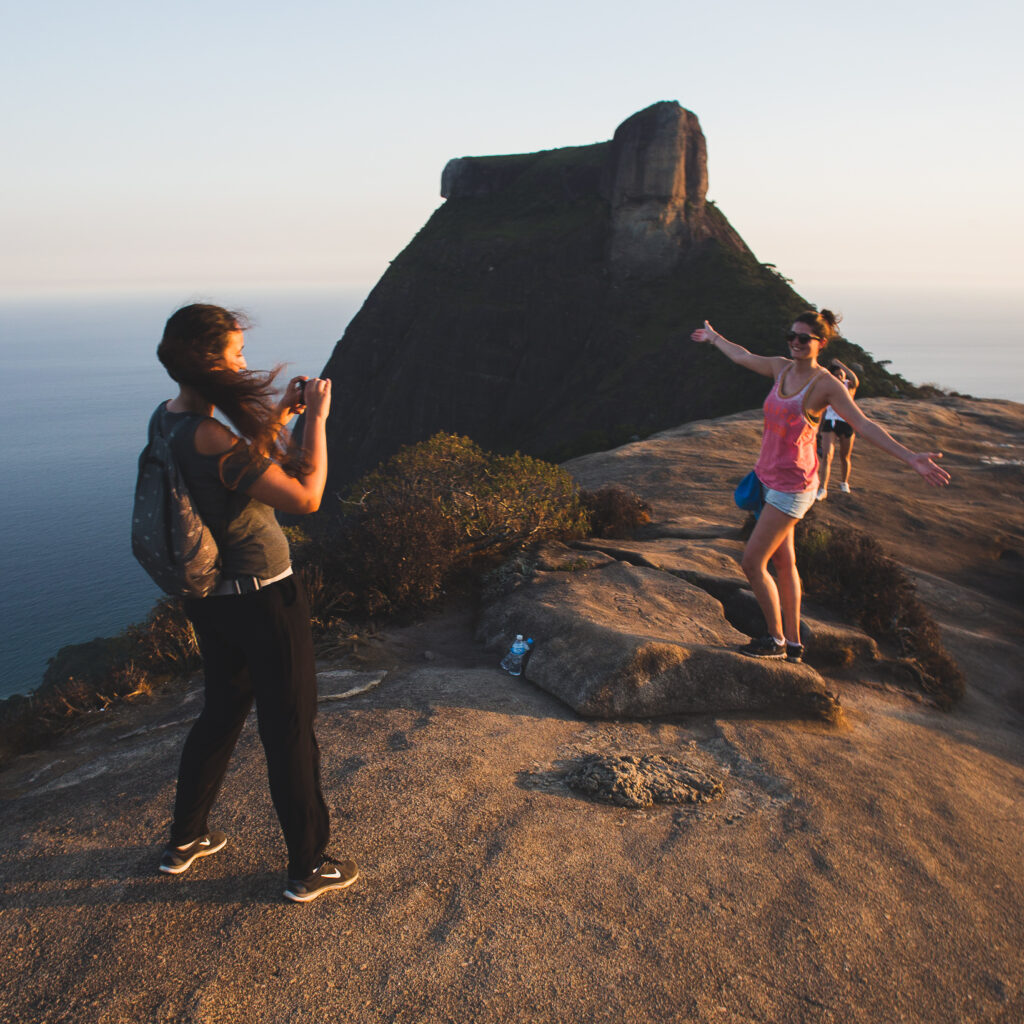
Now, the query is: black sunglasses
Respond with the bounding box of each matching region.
[785,331,820,345]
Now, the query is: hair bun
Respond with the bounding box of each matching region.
[819,309,841,327]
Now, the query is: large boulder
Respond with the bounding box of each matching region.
[479,556,841,722]
[572,535,880,666]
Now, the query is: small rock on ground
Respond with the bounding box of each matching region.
[564,753,725,808]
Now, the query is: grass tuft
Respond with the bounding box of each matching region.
[581,485,652,539]
[795,511,964,708]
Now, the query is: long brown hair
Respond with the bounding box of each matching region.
[157,303,307,480]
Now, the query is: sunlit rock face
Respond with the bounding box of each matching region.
[606,102,709,208]
[605,102,748,278]
[477,552,842,722]
[441,101,748,278]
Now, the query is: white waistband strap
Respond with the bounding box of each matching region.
[259,566,294,587]
[209,566,294,597]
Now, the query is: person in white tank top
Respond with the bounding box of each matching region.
[817,359,859,499]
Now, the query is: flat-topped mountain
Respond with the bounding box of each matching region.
[319,102,912,499]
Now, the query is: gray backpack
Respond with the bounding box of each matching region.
[131,403,221,598]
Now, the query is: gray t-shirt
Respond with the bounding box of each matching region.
[163,405,291,581]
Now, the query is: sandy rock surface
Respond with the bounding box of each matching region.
[1,397,1022,1024]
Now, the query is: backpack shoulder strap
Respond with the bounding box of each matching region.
[147,402,168,444]
[152,402,205,453]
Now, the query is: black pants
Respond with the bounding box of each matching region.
[172,575,329,879]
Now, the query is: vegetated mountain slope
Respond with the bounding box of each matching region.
[319,102,911,501]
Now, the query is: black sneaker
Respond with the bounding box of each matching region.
[159,831,227,874]
[739,636,786,659]
[786,642,805,663]
[283,855,359,903]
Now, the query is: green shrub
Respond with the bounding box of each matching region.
[795,513,964,708]
[334,433,589,614]
[0,434,587,765]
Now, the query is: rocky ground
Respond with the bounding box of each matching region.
[1,397,1022,1024]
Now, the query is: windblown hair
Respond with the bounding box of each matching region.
[793,308,841,347]
[157,303,307,481]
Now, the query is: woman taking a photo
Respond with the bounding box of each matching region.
[690,310,949,663]
[153,303,356,903]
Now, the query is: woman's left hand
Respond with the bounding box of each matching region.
[910,451,951,487]
[690,321,719,344]
[282,376,309,416]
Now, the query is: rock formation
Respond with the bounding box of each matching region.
[478,547,842,721]
[318,102,910,503]
[477,395,1024,724]
[603,101,751,277]
[440,102,751,280]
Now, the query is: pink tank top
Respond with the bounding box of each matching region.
[754,367,821,492]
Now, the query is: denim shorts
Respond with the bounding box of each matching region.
[763,486,817,520]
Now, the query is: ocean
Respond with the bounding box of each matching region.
[1,284,1021,700]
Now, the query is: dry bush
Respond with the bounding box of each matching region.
[334,433,589,614]
[0,657,127,766]
[795,513,964,708]
[282,526,346,632]
[0,598,202,766]
[581,484,652,538]
[125,598,200,679]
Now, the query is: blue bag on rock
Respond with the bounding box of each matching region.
[733,470,764,515]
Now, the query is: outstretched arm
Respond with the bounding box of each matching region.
[690,321,785,379]
[822,378,950,486]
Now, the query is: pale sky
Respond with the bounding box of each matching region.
[3,0,1021,299]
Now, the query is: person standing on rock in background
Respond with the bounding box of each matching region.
[152,303,358,903]
[817,359,859,500]
[690,311,950,664]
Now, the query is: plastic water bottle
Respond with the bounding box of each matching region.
[500,635,532,676]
